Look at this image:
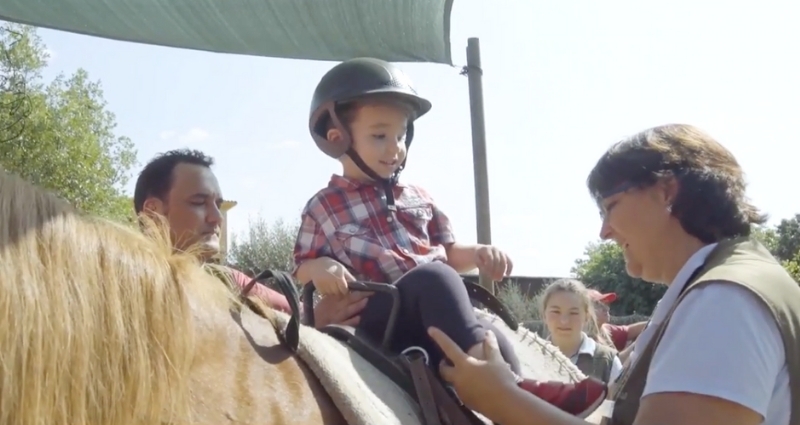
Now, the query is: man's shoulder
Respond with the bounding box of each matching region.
[224,267,251,286]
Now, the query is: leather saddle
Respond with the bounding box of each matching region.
[243,270,519,425]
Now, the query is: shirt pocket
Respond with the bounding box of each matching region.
[397,205,434,239]
[334,222,375,255]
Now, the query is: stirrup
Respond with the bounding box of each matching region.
[401,346,430,365]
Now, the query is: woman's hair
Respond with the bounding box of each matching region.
[586,123,767,243]
[540,279,614,349]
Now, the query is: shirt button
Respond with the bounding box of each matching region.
[387,216,394,223]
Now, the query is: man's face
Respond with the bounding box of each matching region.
[148,163,224,259]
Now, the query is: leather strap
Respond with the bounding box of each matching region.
[409,356,443,425]
[463,280,519,331]
[423,364,480,425]
[243,269,301,352]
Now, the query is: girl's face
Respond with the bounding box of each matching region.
[544,291,587,341]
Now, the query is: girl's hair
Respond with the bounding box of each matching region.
[540,279,615,349]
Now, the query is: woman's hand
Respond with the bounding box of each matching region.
[428,327,520,416]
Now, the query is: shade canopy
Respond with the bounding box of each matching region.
[0,0,454,64]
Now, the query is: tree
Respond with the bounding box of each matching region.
[773,214,800,263]
[0,24,136,223]
[751,225,778,255]
[572,221,800,314]
[228,215,300,274]
[571,241,666,316]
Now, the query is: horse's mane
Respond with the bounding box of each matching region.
[0,169,242,425]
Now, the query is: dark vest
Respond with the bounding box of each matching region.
[603,238,800,425]
[575,341,616,383]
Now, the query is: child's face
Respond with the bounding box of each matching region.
[337,102,410,180]
[544,291,587,342]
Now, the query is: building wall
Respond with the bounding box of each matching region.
[220,200,237,260]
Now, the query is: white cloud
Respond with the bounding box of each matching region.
[179,128,211,144]
[265,140,299,150]
[158,128,212,147]
[159,130,177,140]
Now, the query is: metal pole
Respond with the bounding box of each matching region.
[465,37,494,294]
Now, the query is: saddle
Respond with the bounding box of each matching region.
[243,270,519,425]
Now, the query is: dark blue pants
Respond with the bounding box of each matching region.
[357,261,521,374]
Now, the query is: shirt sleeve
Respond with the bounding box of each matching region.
[603,323,630,351]
[292,202,335,273]
[228,268,293,314]
[642,282,785,418]
[609,355,623,383]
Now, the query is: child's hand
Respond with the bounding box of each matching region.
[474,245,513,281]
[310,257,355,296]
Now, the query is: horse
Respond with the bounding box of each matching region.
[0,168,587,425]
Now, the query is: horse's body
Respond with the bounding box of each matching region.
[0,168,585,425]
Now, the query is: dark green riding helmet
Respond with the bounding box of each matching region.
[308,57,432,160]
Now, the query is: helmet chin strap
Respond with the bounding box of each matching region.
[345,147,405,213]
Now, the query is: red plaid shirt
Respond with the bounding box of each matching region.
[293,175,457,283]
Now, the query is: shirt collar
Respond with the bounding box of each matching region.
[576,332,596,356]
[328,174,407,191]
[630,242,717,364]
[652,242,718,323]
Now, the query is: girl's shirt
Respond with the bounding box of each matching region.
[293,175,456,283]
[564,333,623,383]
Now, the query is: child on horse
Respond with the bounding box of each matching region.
[292,57,606,418]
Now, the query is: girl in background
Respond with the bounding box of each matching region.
[541,279,622,383]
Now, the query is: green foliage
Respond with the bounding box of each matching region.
[228,215,299,274]
[570,219,800,316]
[773,214,800,263]
[496,282,542,323]
[781,251,800,282]
[0,23,136,223]
[571,241,666,316]
[751,225,778,254]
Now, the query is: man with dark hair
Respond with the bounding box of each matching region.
[134,149,365,325]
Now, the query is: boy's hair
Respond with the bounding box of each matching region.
[324,94,418,134]
[540,278,615,349]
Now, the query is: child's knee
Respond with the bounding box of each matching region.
[403,262,462,289]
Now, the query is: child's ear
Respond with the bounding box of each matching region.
[326,128,343,143]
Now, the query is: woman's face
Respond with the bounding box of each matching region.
[544,291,586,342]
[593,301,610,326]
[598,183,673,281]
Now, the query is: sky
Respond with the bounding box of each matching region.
[33,0,800,277]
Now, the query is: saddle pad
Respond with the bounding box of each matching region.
[267,310,426,425]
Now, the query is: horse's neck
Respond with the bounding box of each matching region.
[186,304,345,424]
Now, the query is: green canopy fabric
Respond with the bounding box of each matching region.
[0,0,454,64]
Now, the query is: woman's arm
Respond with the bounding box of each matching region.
[486,386,593,425]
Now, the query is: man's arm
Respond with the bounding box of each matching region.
[228,268,293,314]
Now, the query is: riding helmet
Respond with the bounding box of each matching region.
[308,57,432,159]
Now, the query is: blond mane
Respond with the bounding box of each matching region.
[0,169,239,425]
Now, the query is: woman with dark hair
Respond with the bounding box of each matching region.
[427,124,800,425]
